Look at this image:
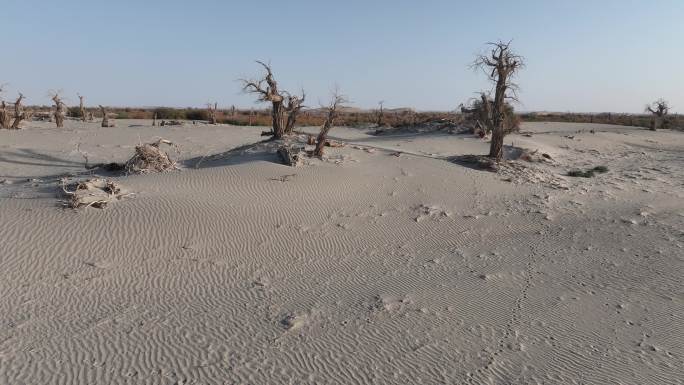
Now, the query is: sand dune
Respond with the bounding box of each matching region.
[1,120,682,384]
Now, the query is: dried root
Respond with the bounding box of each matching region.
[124,139,179,174]
[61,178,128,209]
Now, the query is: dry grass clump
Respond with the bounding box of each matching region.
[567,166,609,178]
[61,178,127,209]
[125,139,178,174]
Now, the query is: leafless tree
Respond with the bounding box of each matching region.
[284,90,305,134]
[207,102,218,124]
[314,89,348,157]
[0,84,9,129]
[51,92,66,128]
[78,94,87,122]
[99,105,114,127]
[241,61,287,139]
[376,100,385,127]
[473,40,524,160]
[645,99,670,131]
[152,112,157,126]
[11,93,30,129]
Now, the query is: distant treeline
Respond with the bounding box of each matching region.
[21,105,681,131]
[519,112,684,130]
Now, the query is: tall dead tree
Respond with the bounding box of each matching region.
[284,90,305,134]
[207,102,218,124]
[11,93,30,129]
[0,101,9,129]
[0,85,9,129]
[78,94,86,122]
[645,99,669,131]
[99,105,113,127]
[473,41,524,160]
[376,100,385,127]
[51,93,65,128]
[241,61,287,139]
[314,90,348,157]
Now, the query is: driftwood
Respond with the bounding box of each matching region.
[277,145,304,166]
[124,139,178,174]
[61,178,128,209]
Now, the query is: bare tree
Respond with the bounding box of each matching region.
[51,92,66,128]
[314,90,348,157]
[376,100,385,127]
[78,94,87,122]
[152,112,157,126]
[241,61,287,139]
[284,90,305,134]
[207,102,218,124]
[645,99,669,131]
[11,93,30,129]
[0,84,9,129]
[473,41,524,160]
[99,105,114,127]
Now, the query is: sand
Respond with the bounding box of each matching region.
[1,120,683,384]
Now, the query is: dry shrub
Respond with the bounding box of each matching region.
[125,139,178,174]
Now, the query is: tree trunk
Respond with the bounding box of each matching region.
[488,77,507,160]
[79,97,86,122]
[272,101,285,139]
[0,102,9,129]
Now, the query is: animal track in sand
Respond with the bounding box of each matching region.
[466,249,539,384]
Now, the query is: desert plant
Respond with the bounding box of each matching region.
[314,90,348,157]
[645,99,669,130]
[241,61,290,139]
[473,41,525,160]
[376,100,385,127]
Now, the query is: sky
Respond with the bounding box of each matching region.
[1,0,682,113]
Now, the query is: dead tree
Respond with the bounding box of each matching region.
[99,105,114,127]
[376,100,385,127]
[152,112,157,126]
[241,61,287,139]
[51,93,66,128]
[0,85,9,129]
[473,41,524,160]
[284,90,305,134]
[78,94,86,122]
[11,93,30,129]
[314,91,348,157]
[645,99,669,131]
[207,102,218,124]
[0,101,9,129]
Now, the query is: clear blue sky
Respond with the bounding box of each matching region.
[2,0,682,112]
